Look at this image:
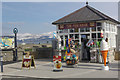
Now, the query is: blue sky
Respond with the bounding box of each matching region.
[2,2,118,35]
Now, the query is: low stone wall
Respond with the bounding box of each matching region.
[31,48,53,59]
[114,51,120,60]
[1,51,23,61]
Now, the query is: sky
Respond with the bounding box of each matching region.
[2,2,118,35]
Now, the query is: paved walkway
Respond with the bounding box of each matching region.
[0,59,119,79]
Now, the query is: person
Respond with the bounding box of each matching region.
[86,39,91,62]
[83,39,88,61]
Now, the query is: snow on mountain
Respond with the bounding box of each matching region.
[17,31,56,40]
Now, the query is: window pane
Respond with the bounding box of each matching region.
[97,27,102,31]
[63,29,68,33]
[106,33,108,38]
[92,27,96,31]
[70,34,73,38]
[70,29,74,33]
[75,34,79,39]
[61,40,64,46]
[92,33,96,38]
[97,22,102,26]
[65,35,68,39]
[74,28,79,32]
[80,28,85,32]
[98,33,101,38]
[86,27,90,32]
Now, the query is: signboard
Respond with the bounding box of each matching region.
[59,22,96,29]
[53,56,63,71]
[0,36,14,49]
[22,55,36,69]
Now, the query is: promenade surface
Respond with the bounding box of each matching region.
[0,59,119,79]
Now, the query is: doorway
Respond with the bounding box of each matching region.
[81,34,90,61]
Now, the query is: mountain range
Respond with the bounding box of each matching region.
[17,31,56,44]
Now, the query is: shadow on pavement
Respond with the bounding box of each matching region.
[109,69,120,71]
[2,75,119,80]
[2,59,52,66]
[3,60,22,65]
[35,59,52,62]
[7,67,22,70]
[78,64,101,67]
[2,75,60,80]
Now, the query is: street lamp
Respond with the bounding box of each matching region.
[13,28,18,61]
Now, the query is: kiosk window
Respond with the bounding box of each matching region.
[75,34,79,39]
[61,40,63,46]
[98,33,101,38]
[92,27,96,31]
[97,27,102,31]
[70,34,73,38]
[65,35,68,39]
[74,28,79,32]
[63,29,68,33]
[97,22,102,26]
[86,27,90,32]
[70,29,74,33]
[92,33,96,38]
[80,28,85,32]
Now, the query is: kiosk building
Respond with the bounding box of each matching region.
[52,3,120,50]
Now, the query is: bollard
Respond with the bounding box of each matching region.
[0,56,3,72]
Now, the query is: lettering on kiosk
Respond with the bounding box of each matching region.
[59,25,64,29]
[79,23,88,27]
[89,22,95,27]
[59,22,96,29]
[65,24,72,29]
[73,24,79,28]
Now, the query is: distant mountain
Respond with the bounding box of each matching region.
[17,31,56,44]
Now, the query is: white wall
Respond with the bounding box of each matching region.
[116,26,120,51]
[104,20,118,49]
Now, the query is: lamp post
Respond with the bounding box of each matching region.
[0,56,3,72]
[13,28,18,61]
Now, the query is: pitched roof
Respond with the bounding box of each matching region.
[52,5,120,24]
